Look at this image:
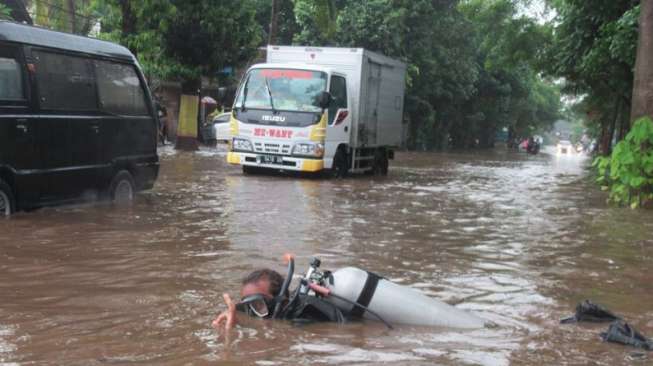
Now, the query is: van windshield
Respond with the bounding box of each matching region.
[235,68,327,113]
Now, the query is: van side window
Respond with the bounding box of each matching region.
[328,75,347,124]
[33,51,97,111]
[95,61,148,116]
[0,57,24,101]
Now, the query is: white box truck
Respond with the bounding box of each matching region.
[227,46,406,176]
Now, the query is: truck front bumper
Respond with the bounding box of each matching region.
[227,152,324,172]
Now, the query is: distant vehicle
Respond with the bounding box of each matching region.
[575,143,584,153]
[213,112,231,143]
[557,140,573,155]
[0,21,159,216]
[227,46,407,176]
[527,138,540,155]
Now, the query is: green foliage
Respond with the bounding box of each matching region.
[306,0,563,149]
[293,0,339,45]
[336,0,482,148]
[31,0,96,35]
[91,0,261,83]
[0,4,12,20]
[594,118,653,208]
[161,0,261,81]
[86,0,562,148]
[252,0,298,44]
[545,0,639,150]
[455,0,562,147]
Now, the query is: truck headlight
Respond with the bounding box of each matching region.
[232,138,253,152]
[292,143,324,157]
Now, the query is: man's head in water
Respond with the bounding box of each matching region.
[213,269,286,331]
[240,268,285,300]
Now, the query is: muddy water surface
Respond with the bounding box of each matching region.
[1,146,653,365]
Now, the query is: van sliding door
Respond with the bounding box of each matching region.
[32,49,101,200]
[94,60,154,187]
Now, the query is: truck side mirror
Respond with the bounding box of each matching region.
[217,87,227,100]
[318,91,332,109]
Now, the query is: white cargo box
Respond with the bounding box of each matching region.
[267,46,406,148]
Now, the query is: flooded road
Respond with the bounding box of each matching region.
[1,146,653,365]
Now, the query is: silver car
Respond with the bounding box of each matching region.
[213,112,231,143]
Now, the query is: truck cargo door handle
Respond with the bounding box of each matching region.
[90,125,100,133]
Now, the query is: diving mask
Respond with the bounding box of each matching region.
[239,293,275,318]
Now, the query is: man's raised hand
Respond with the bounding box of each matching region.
[212,293,237,331]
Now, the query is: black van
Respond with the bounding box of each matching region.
[0,21,159,216]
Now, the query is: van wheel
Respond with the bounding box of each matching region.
[109,170,135,204]
[0,179,15,217]
[332,148,349,178]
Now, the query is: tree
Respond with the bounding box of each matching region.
[90,0,261,149]
[293,0,339,45]
[160,0,261,148]
[336,0,480,149]
[253,0,298,45]
[545,0,639,154]
[0,4,12,20]
[268,0,281,44]
[31,0,95,34]
[631,0,653,122]
[459,0,561,148]
[2,0,33,23]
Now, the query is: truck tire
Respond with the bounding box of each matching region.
[332,148,349,178]
[108,170,135,204]
[369,149,389,176]
[374,149,389,176]
[0,179,15,217]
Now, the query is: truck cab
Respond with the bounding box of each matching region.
[227,46,406,176]
[227,64,349,174]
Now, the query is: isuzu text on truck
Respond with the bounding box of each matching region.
[227,46,406,176]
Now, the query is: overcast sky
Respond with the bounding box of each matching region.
[519,0,557,23]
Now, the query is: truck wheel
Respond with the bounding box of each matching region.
[0,179,15,217]
[377,150,390,176]
[108,170,135,204]
[332,148,349,178]
[374,150,389,176]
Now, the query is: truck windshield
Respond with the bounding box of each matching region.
[235,68,327,113]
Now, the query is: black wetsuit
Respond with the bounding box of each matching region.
[237,294,347,324]
[280,294,346,324]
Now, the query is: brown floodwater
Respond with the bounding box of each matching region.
[1,146,652,365]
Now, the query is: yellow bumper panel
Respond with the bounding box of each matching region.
[301,159,324,172]
[227,152,241,165]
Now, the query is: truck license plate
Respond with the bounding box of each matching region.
[258,155,284,164]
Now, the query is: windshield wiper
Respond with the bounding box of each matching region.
[264,77,278,114]
[241,74,251,111]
